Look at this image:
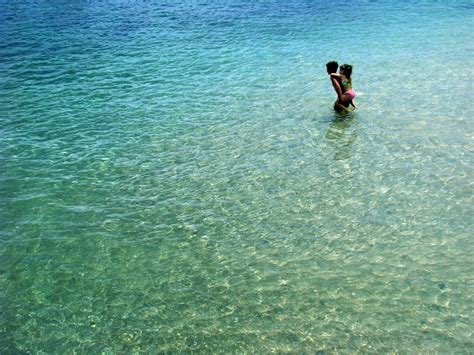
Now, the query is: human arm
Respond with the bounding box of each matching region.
[330,76,343,100]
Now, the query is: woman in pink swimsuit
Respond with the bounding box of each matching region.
[331,64,357,112]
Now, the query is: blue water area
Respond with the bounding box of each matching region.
[1,0,473,352]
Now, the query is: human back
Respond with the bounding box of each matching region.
[339,64,353,92]
[331,63,357,110]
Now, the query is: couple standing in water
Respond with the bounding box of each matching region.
[326,61,357,113]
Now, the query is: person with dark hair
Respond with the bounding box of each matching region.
[330,63,357,112]
[326,61,348,112]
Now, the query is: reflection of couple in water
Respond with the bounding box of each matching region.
[326,61,357,113]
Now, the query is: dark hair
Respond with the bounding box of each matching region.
[326,61,338,73]
[340,64,353,79]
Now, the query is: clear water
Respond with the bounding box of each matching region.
[1,0,473,352]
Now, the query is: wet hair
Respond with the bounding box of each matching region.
[340,64,353,79]
[326,61,338,73]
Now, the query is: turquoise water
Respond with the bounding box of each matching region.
[1,0,473,352]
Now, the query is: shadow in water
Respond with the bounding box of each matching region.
[324,112,358,161]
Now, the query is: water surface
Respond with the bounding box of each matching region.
[1,0,473,352]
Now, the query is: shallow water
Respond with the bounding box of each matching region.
[1,0,473,352]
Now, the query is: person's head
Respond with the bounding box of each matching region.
[326,61,338,74]
[339,64,353,79]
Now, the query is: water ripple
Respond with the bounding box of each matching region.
[1,0,473,353]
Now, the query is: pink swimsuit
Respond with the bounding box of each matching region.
[345,89,356,100]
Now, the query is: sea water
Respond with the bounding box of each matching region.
[0,0,473,352]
